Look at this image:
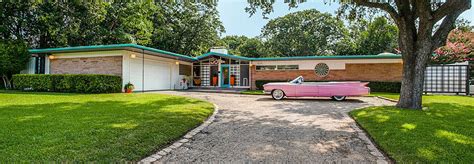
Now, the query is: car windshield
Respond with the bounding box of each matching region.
[290,76,304,84]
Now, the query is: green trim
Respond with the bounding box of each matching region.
[197,52,252,61]
[251,54,401,61]
[197,52,401,61]
[28,44,196,61]
[29,44,402,62]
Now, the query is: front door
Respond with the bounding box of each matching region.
[221,65,230,88]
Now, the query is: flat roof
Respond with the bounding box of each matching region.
[29,44,402,62]
[202,52,401,61]
[29,44,196,61]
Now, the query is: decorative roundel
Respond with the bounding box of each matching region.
[314,63,329,77]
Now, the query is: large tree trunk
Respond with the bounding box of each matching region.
[396,29,433,109]
[397,50,431,109]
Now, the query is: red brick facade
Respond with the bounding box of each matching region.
[50,56,122,76]
[251,63,403,89]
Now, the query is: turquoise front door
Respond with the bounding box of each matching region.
[221,65,230,88]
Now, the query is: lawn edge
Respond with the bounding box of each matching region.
[348,106,395,164]
[140,103,219,163]
[375,96,398,102]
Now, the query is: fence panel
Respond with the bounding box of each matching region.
[423,64,470,95]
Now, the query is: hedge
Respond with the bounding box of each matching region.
[13,74,122,93]
[255,80,401,93]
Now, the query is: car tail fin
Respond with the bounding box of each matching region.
[361,82,369,87]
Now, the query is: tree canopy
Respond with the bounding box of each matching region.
[261,9,347,56]
[0,40,29,89]
[0,1,224,56]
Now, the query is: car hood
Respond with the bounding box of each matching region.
[264,82,290,86]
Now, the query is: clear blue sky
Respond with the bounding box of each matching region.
[217,0,474,37]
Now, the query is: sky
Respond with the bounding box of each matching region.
[217,0,474,37]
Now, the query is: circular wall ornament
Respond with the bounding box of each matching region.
[314,63,329,77]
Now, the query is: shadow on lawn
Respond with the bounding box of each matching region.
[352,102,474,162]
[0,96,213,161]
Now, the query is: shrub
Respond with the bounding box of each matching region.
[255,80,401,93]
[367,81,401,93]
[13,74,122,93]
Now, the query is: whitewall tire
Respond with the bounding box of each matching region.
[272,89,285,100]
[331,96,347,101]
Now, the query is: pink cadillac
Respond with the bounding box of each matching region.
[263,76,370,101]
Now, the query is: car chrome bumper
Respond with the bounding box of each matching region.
[263,91,272,95]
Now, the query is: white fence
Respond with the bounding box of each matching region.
[423,62,470,95]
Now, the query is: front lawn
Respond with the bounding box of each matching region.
[351,95,474,162]
[241,90,265,95]
[370,92,400,100]
[0,91,214,161]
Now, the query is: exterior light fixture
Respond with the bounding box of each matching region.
[130,54,136,58]
[48,55,55,60]
[175,61,180,65]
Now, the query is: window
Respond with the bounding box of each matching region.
[179,64,191,76]
[256,65,277,70]
[277,65,298,70]
[34,55,46,74]
[314,63,329,77]
[256,65,299,71]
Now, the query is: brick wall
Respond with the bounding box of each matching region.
[251,63,403,89]
[50,56,122,76]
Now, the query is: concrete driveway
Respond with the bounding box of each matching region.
[156,91,394,163]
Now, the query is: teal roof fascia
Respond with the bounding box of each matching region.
[29,44,402,62]
[28,44,197,61]
[250,54,402,61]
[197,52,252,61]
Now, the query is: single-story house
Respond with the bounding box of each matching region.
[26,44,403,91]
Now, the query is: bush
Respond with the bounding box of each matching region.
[367,82,401,93]
[255,80,401,93]
[13,74,122,93]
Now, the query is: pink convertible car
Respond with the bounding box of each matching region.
[263,76,370,101]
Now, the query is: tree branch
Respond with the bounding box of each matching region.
[353,0,399,20]
[432,0,471,23]
[432,10,466,50]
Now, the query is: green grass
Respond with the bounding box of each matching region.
[350,95,474,162]
[241,90,264,95]
[0,91,214,162]
[370,92,400,100]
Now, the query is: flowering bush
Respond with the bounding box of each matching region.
[432,29,474,64]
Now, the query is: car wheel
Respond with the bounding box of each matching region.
[331,96,346,101]
[272,89,285,100]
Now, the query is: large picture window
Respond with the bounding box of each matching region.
[256,65,299,71]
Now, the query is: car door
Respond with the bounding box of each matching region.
[296,83,318,97]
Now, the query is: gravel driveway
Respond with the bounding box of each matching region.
[155,91,394,163]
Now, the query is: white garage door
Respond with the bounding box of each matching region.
[130,59,172,91]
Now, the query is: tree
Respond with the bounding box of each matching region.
[221,35,250,55]
[261,9,347,56]
[247,0,472,109]
[237,38,267,58]
[220,35,267,57]
[151,2,224,56]
[0,40,30,89]
[1,1,224,57]
[101,2,155,45]
[356,16,398,55]
[334,16,398,55]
